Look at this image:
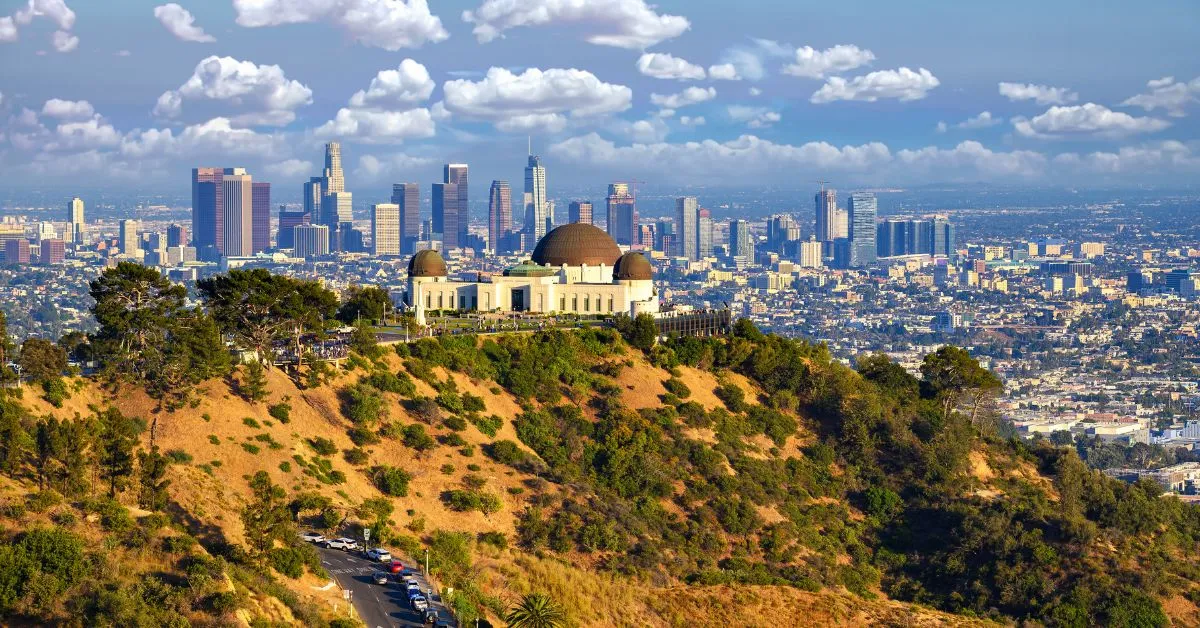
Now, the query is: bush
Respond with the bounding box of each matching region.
[440,464,456,475]
[165,449,193,464]
[41,377,69,408]
[443,416,468,431]
[307,437,338,456]
[439,432,466,447]
[242,417,260,429]
[343,448,370,465]
[241,443,261,455]
[487,440,526,466]
[375,466,412,496]
[206,591,240,614]
[478,531,507,549]
[268,403,292,423]
[347,427,381,447]
[470,415,503,438]
[208,434,221,445]
[402,424,436,452]
[663,377,691,398]
[279,461,292,473]
[462,393,486,413]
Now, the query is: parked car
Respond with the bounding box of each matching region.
[423,609,439,624]
[298,531,326,544]
[365,548,392,562]
[405,584,422,598]
[388,560,407,574]
[371,571,390,585]
[402,576,419,587]
[324,537,361,551]
[410,595,429,611]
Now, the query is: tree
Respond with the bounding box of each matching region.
[0,311,16,383]
[33,418,62,490]
[17,338,67,383]
[337,285,391,324]
[505,592,567,628]
[0,399,30,477]
[96,407,140,497]
[614,313,657,351]
[239,361,268,403]
[89,262,187,382]
[198,269,294,363]
[136,448,171,511]
[920,346,1003,425]
[241,471,293,555]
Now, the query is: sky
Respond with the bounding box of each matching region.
[1,0,1199,197]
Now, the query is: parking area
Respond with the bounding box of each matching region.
[316,545,457,628]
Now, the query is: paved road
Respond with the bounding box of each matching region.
[317,546,457,628]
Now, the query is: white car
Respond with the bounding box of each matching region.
[410,595,429,611]
[324,537,361,551]
[365,548,392,562]
[299,532,326,544]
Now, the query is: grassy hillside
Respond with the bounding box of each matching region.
[1,323,1197,627]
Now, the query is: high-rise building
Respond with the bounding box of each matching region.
[488,180,512,252]
[606,183,637,246]
[372,203,401,256]
[40,239,65,265]
[251,181,271,253]
[523,155,547,241]
[167,224,187,248]
[319,143,352,247]
[277,209,310,250]
[322,142,345,194]
[569,201,592,225]
[800,237,823,268]
[698,208,713,258]
[848,192,877,267]
[303,177,323,216]
[221,168,253,257]
[877,218,907,258]
[432,182,459,250]
[730,219,754,261]
[119,219,140,257]
[191,167,224,255]
[907,219,931,256]
[67,197,85,245]
[323,192,352,233]
[36,221,57,242]
[391,183,420,254]
[768,214,801,250]
[675,196,699,260]
[931,218,955,257]
[815,188,837,243]
[293,224,329,259]
[4,239,30,265]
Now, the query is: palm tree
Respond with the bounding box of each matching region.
[505,592,567,628]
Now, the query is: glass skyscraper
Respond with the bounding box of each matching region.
[848,192,877,267]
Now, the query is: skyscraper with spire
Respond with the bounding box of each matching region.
[524,151,548,242]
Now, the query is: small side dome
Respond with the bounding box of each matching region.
[614,251,653,280]
[408,249,447,277]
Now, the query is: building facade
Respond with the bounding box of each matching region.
[524,155,547,241]
[251,181,271,253]
[293,224,329,259]
[488,180,512,252]
[848,192,878,267]
[222,168,253,257]
[67,197,85,245]
[606,183,637,247]
[391,183,420,254]
[569,201,593,225]
[372,203,401,256]
[676,196,699,260]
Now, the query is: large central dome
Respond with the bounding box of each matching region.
[531,223,621,267]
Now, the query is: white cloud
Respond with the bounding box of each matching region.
[314,107,436,143]
[1121,76,1200,118]
[998,82,1078,106]
[654,108,675,119]
[627,118,669,143]
[714,39,791,81]
[782,44,874,79]
[495,113,567,133]
[811,67,939,103]
[462,0,689,49]
[1012,103,1170,139]
[954,111,1003,130]
[442,67,632,131]
[0,91,5,107]
[727,105,780,128]
[264,158,314,179]
[897,141,1047,178]
[41,98,94,120]
[636,52,705,81]
[120,117,287,159]
[935,121,947,133]
[233,0,448,50]
[679,115,705,127]
[748,87,761,96]
[649,86,715,109]
[114,49,131,56]
[348,59,435,107]
[0,17,16,43]
[1052,140,1200,175]
[707,64,740,81]
[154,55,313,127]
[50,29,76,52]
[154,3,216,43]
[355,152,436,180]
[46,115,121,151]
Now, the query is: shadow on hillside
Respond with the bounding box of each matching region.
[166,498,230,552]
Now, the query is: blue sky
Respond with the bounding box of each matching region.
[1,0,1198,194]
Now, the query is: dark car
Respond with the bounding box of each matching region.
[371,571,389,585]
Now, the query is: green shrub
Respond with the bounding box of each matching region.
[343,448,370,465]
[242,417,260,429]
[663,377,692,398]
[487,440,526,466]
[268,403,292,423]
[470,415,503,438]
[440,464,456,475]
[165,449,193,464]
[208,434,221,445]
[443,416,468,431]
[41,377,69,407]
[279,461,292,473]
[374,466,412,496]
[307,437,338,456]
[402,424,435,452]
[439,432,466,447]
[348,427,381,446]
[241,443,261,455]
[478,531,507,549]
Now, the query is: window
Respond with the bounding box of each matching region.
[608,297,614,312]
[438,294,444,309]
[572,296,578,311]
[471,296,477,310]
[426,294,431,308]
[584,296,590,312]
[560,296,566,311]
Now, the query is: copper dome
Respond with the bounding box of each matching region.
[531,223,621,267]
[408,249,447,277]
[614,251,653,280]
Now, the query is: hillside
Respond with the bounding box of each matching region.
[1,321,1198,627]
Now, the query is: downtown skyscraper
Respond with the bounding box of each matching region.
[66,197,85,245]
[815,187,837,243]
[569,201,592,225]
[848,192,878,267]
[606,183,637,246]
[252,181,271,253]
[191,167,224,257]
[320,142,352,238]
[676,196,699,260]
[222,168,253,257]
[371,202,400,256]
[523,155,548,241]
[488,180,512,252]
[434,163,469,250]
[391,183,420,254]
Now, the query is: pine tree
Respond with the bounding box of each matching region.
[96,407,140,497]
[137,447,171,511]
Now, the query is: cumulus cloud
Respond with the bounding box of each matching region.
[1012,103,1170,139]
[998,82,1078,105]
[782,44,875,79]
[626,117,669,143]
[314,107,436,143]
[462,0,689,49]
[679,115,705,127]
[636,52,705,81]
[727,105,780,128]
[811,67,939,103]
[707,64,740,81]
[1052,140,1200,175]
[748,87,762,96]
[649,86,716,109]
[154,55,313,127]
[897,141,1047,178]
[355,152,436,180]
[264,158,314,179]
[1121,76,1200,118]
[0,0,77,49]
[46,115,122,151]
[938,111,1003,132]
[41,98,94,120]
[50,29,76,52]
[442,67,632,132]
[714,39,791,82]
[348,59,435,107]
[0,17,15,42]
[154,3,216,42]
[120,117,287,159]
[233,0,448,50]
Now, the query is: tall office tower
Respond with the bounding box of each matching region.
[36,222,57,242]
[391,183,420,254]
[303,177,323,216]
[66,197,85,245]
[675,196,699,260]
[372,203,401,256]
[655,220,675,255]
[698,208,714,258]
[41,239,65,265]
[606,183,637,246]
[293,224,329,259]
[322,142,345,194]
[432,182,460,250]
[192,167,224,254]
[833,209,849,239]
[877,218,907,257]
[488,180,512,252]
[815,188,837,242]
[221,168,253,257]
[323,192,353,232]
[166,223,187,248]
[568,201,592,225]
[523,155,547,241]
[4,239,30,265]
[800,237,823,268]
[848,192,877,267]
[931,218,955,257]
[320,143,352,245]
[277,209,310,250]
[443,163,469,249]
[119,219,140,256]
[768,214,801,250]
[906,219,931,256]
[251,182,271,253]
[730,219,754,260]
